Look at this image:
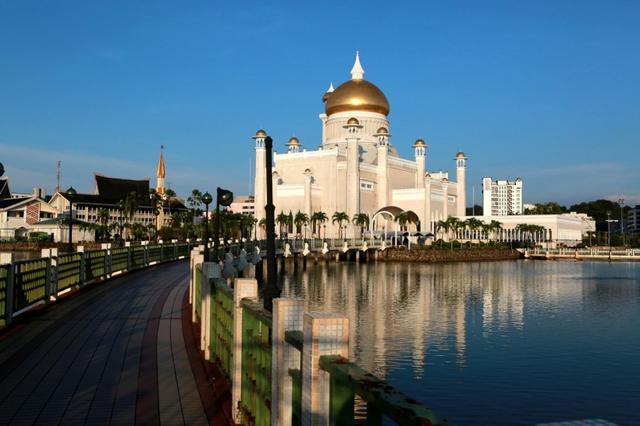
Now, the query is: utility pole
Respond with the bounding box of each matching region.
[618,198,625,246]
[56,160,61,192]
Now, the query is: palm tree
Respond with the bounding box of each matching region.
[311,211,328,239]
[332,211,349,240]
[489,220,503,241]
[464,217,484,240]
[276,212,290,238]
[352,213,370,238]
[294,211,309,237]
[395,212,410,230]
[435,220,449,241]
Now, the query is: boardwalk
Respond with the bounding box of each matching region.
[0,262,216,426]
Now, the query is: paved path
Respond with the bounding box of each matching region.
[0,261,212,426]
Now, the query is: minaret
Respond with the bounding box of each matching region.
[156,146,166,231]
[424,172,432,233]
[252,130,267,239]
[344,118,362,236]
[455,152,467,217]
[413,139,426,188]
[374,127,390,208]
[286,136,301,154]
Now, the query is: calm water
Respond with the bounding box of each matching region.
[279,260,640,425]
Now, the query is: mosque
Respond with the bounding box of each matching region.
[252,53,467,239]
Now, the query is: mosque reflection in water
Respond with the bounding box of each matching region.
[280,260,640,425]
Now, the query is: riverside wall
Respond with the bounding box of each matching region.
[379,247,523,263]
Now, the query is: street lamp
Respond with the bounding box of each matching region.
[618,198,625,246]
[202,192,213,261]
[153,208,160,240]
[214,187,233,261]
[66,186,77,253]
[606,211,618,253]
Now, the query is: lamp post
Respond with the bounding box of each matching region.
[618,198,625,246]
[153,208,160,240]
[214,188,233,262]
[202,192,213,261]
[606,211,618,255]
[66,186,77,253]
[263,135,278,312]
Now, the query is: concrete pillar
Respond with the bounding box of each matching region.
[377,144,388,208]
[304,171,313,217]
[191,249,204,323]
[271,298,305,426]
[424,177,432,234]
[231,278,258,424]
[254,137,267,239]
[301,312,349,426]
[346,138,360,231]
[456,155,467,217]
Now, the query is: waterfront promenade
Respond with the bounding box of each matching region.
[0,262,225,426]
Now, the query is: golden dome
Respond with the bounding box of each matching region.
[325,79,390,116]
[253,129,267,139]
[376,127,389,134]
[346,117,360,125]
[456,151,466,158]
[288,136,300,145]
[414,138,426,146]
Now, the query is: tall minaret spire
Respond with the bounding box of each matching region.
[350,51,365,80]
[156,145,165,195]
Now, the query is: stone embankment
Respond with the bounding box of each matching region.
[379,247,523,262]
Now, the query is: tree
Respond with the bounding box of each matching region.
[276,212,290,238]
[311,212,328,239]
[524,202,567,215]
[463,217,484,239]
[332,211,349,240]
[395,212,410,230]
[435,220,449,241]
[489,220,503,241]
[352,213,370,238]
[294,211,309,236]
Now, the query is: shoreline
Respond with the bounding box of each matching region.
[378,247,523,263]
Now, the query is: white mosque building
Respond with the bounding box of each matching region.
[252,53,467,239]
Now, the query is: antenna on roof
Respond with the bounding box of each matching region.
[56,160,61,192]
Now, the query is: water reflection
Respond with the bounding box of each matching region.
[280,260,640,425]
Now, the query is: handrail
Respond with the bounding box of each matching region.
[320,355,446,425]
[1,242,192,328]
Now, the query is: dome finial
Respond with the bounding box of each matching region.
[350,50,365,80]
[328,82,334,92]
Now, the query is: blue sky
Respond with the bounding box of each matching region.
[1,0,639,206]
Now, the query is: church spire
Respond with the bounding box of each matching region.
[157,145,165,179]
[350,51,365,80]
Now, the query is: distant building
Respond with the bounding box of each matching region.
[0,196,57,240]
[628,205,640,236]
[229,195,255,216]
[11,187,46,199]
[482,177,523,216]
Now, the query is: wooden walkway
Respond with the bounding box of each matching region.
[0,261,220,426]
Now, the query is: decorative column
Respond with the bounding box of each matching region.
[424,173,432,234]
[271,298,305,426]
[253,130,268,239]
[374,127,390,209]
[303,169,313,217]
[414,139,427,188]
[455,152,467,217]
[344,118,361,238]
[442,178,449,220]
[301,312,350,426]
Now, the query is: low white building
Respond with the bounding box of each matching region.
[482,177,523,216]
[229,195,255,216]
[457,213,595,247]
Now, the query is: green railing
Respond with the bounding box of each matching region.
[131,246,146,268]
[111,248,129,272]
[0,265,8,326]
[56,254,83,291]
[239,300,273,426]
[13,259,49,312]
[2,242,192,328]
[148,245,161,263]
[210,280,234,378]
[85,250,107,281]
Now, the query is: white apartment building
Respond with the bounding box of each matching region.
[483,177,523,216]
